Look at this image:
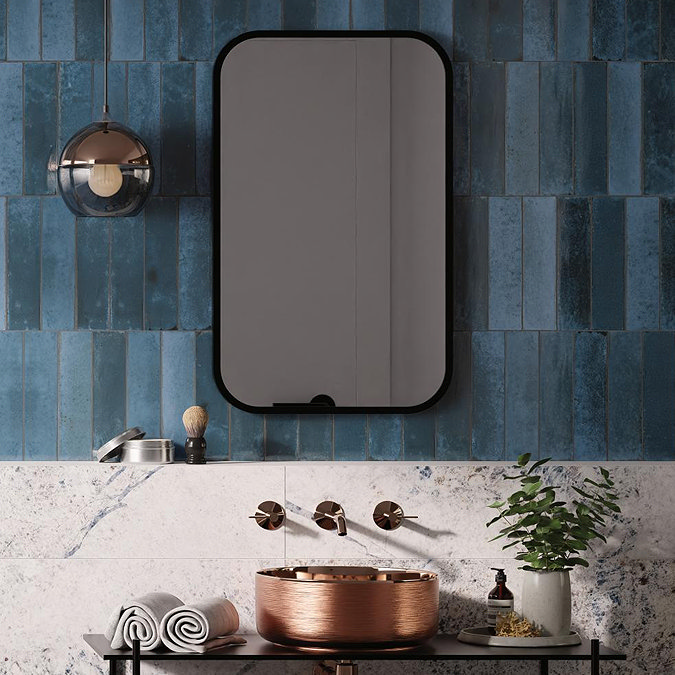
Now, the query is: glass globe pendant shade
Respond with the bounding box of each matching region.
[57,118,154,217]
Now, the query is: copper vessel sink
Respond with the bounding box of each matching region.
[256,566,439,649]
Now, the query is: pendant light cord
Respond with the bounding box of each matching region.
[103,0,109,116]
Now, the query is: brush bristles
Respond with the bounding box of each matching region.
[182,406,209,437]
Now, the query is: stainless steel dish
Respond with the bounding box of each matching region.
[119,439,174,464]
[256,566,439,649]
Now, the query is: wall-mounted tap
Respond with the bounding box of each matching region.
[313,501,347,536]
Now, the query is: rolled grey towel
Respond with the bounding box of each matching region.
[159,597,246,653]
[105,592,184,650]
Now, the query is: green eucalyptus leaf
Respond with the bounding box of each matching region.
[488,500,506,509]
[527,458,551,474]
[517,453,532,467]
[565,557,589,568]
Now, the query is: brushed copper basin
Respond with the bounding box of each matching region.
[256,566,439,649]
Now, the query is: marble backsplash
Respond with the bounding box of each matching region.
[0,462,673,674]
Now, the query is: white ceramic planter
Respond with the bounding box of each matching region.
[521,570,571,636]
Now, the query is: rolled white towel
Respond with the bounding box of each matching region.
[159,597,246,653]
[105,592,184,650]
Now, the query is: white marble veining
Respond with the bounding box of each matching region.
[0,461,673,674]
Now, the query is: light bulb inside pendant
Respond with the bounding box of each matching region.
[88,163,124,197]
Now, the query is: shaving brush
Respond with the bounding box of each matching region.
[182,406,209,464]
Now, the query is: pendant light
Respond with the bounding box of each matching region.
[57,0,154,217]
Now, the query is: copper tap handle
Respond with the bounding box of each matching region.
[372,501,417,530]
[249,501,286,530]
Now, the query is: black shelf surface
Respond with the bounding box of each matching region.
[83,634,626,662]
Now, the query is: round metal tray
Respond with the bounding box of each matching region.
[457,626,582,648]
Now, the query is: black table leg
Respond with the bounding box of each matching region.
[540,659,548,675]
[591,638,600,675]
[109,659,117,675]
[132,639,141,675]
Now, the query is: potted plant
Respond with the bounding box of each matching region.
[486,453,621,636]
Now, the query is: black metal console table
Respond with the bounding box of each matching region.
[84,633,625,675]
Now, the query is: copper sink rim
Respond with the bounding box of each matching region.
[257,566,438,584]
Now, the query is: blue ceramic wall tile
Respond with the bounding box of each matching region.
[539,63,573,195]
[489,0,522,61]
[488,197,522,330]
[196,331,229,460]
[626,197,659,330]
[454,197,488,331]
[128,63,160,194]
[24,63,57,195]
[7,198,40,330]
[506,62,539,195]
[160,331,196,454]
[626,0,659,60]
[110,0,143,60]
[592,198,625,330]
[127,332,161,439]
[145,198,178,330]
[386,0,419,30]
[230,406,264,460]
[574,63,607,196]
[662,0,675,59]
[0,199,5,330]
[471,331,505,460]
[351,0,384,29]
[145,0,178,61]
[661,199,675,330]
[644,63,675,195]
[523,0,555,61]
[0,63,22,194]
[0,331,22,459]
[41,198,75,330]
[247,0,282,29]
[161,63,196,196]
[0,0,6,61]
[284,0,317,29]
[42,0,75,60]
[573,331,608,460]
[76,218,109,329]
[179,198,212,330]
[558,198,591,330]
[317,0,349,28]
[522,197,556,329]
[215,0,246,50]
[505,331,538,460]
[180,0,213,60]
[93,331,126,450]
[368,414,402,460]
[470,62,505,195]
[110,216,144,330]
[454,0,488,61]
[436,332,471,460]
[195,62,212,196]
[58,331,93,460]
[592,0,625,60]
[75,0,104,61]
[58,62,92,154]
[420,0,453,56]
[24,332,57,460]
[608,331,642,460]
[266,415,299,460]
[453,63,470,196]
[298,415,333,460]
[539,331,574,460]
[403,409,436,461]
[7,0,39,60]
[333,415,367,460]
[643,332,675,460]
[93,62,127,124]
[608,63,641,195]
[557,0,590,60]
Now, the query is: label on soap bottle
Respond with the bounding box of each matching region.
[487,599,514,627]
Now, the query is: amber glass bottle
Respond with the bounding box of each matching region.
[487,568,514,628]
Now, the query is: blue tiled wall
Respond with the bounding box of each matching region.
[0,0,673,461]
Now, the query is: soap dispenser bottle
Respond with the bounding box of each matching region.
[487,568,514,628]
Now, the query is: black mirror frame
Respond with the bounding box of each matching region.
[212,30,453,415]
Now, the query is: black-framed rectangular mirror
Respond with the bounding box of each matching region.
[214,31,452,414]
